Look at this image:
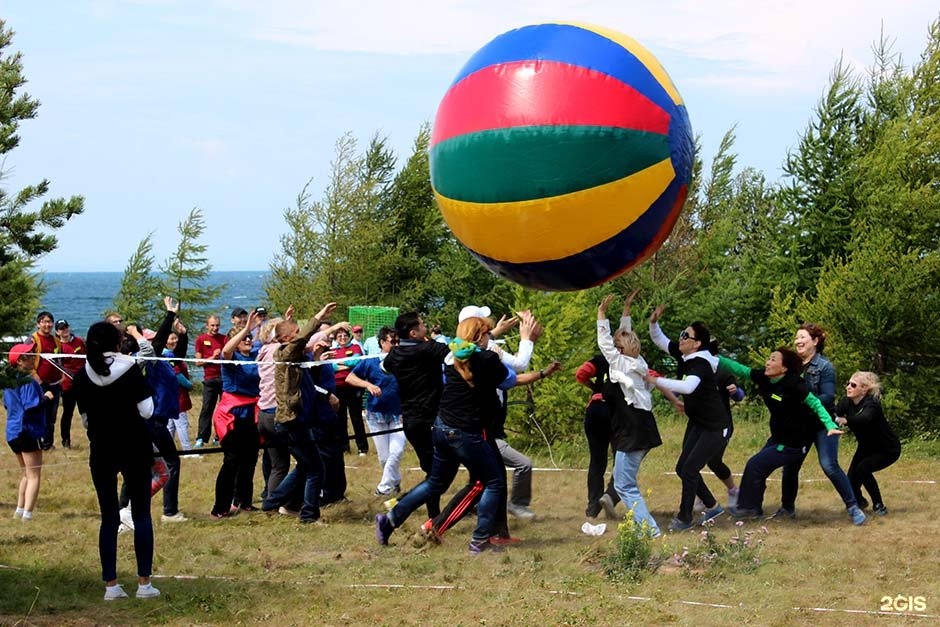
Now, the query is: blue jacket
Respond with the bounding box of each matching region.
[802,352,836,417]
[4,381,46,442]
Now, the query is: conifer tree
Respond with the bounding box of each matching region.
[160,207,225,324]
[110,233,161,327]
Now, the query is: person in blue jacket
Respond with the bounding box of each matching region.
[4,343,51,521]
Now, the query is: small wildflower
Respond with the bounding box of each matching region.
[735,520,744,527]
[760,526,769,534]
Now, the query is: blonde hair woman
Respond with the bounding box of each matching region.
[835,372,901,516]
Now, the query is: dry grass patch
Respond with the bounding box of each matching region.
[1,402,938,625]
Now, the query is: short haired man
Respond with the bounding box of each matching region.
[55,320,86,449]
[31,312,63,451]
[194,315,226,447]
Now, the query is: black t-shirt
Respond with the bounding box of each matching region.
[438,350,509,434]
[383,339,450,427]
[586,355,609,395]
[73,363,153,450]
[747,369,820,448]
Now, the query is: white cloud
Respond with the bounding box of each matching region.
[212,0,937,94]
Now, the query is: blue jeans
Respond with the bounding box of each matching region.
[614,450,659,535]
[782,429,856,510]
[263,423,323,522]
[390,419,506,541]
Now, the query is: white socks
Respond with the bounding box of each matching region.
[14,508,24,518]
[21,510,33,521]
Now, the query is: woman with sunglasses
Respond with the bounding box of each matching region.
[647,306,731,531]
[835,372,901,516]
[780,322,863,524]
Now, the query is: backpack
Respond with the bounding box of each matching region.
[143,360,181,421]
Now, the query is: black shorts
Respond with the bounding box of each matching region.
[8,434,42,454]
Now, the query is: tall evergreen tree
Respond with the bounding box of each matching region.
[160,207,225,324]
[110,233,161,327]
[0,20,83,337]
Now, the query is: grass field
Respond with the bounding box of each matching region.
[1,401,938,626]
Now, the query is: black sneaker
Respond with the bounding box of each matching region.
[873,504,889,516]
[769,507,796,520]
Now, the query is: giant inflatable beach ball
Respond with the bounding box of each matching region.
[430,23,693,291]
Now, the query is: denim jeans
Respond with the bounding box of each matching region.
[391,419,506,541]
[614,449,659,535]
[782,429,856,510]
[739,439,809,513]
[264,423,323,522]
[365,411,405,493]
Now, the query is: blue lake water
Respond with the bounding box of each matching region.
[40,270,268,336]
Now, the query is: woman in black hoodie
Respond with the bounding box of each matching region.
[73,322,160,601]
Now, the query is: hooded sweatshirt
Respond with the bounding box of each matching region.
[74,353,154,449]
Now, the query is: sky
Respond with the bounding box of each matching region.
[3,1,937,272]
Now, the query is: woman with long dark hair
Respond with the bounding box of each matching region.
[73,321,160,601]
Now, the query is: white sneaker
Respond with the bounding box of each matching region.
[727,487,739,509]
[104,584,129,601]
[117,523,131,535]
[136,583,161,599]
[161,512,188,523]
[693,497,706,513]
[119,507,135,531]
[507,503,536,520]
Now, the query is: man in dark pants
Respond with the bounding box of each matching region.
[194,315,225,448]
[382,312,450,519]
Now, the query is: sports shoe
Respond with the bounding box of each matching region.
[375,513,394,545]
[873,503,889,516]
[693,497,706,514]
[848,505,866,526]
[194,438,204,449]
[119,507,135,531]
[374,485,397,497]
[135,583,161,599]
[769,507,796,520]
[411,521,443,548]
[278,506,300,516]
[727,487,740,509]
[104,584,129,601]
[507,503,536,520]
[857,497,870,509]
[468,538,504,555]
[382,497,398,511]
[237,504,258,512]
[598,494,618,520]
[161,512,188,523]
[585,502,602,518]
[729,506,763,519]
[667,517,693,532]
[358,452,367,457]
[488,534,523,546]
[701,504,725,525]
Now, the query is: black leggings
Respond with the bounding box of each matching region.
[848,447,900,508]
[675,423,727,523]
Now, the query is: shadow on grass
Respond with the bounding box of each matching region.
[0,563,267,625]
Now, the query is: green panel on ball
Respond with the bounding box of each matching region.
[430,125,670,203]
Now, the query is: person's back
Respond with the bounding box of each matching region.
[384,340,449,428]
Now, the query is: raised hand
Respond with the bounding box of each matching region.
[623,288,640,316]
[315,302,337,322]
[650,304,666,324]
[598,294,615,319]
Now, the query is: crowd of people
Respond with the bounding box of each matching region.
[2,292,904,600]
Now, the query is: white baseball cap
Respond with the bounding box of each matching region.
[458,305,491,323]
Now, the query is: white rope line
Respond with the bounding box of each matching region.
[2,350,380,369]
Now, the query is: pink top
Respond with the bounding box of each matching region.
[257,342,279,411]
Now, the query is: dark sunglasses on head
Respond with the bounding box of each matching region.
[679,330,697,341]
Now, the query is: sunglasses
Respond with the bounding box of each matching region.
[679,330,697,341]
[847,382,859,388]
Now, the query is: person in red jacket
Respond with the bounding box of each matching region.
[55,319,86,449]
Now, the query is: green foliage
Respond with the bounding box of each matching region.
[605,516,658,583]
[0,20,83,336]
[111,233,161,327]
[160,207,225,324]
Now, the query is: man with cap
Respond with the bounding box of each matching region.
[230,308,249,333]
[55,320,86,449]
[350,324,365,350]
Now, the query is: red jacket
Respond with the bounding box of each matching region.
[212,392,258,443]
